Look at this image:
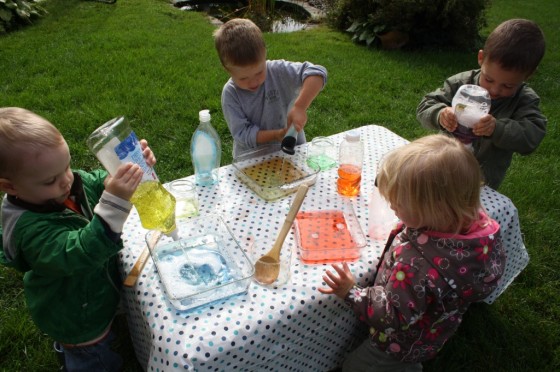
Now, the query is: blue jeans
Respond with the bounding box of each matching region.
[55,331,123,372]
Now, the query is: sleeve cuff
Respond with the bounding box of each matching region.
[93,191,133,234]
[436,109,446,130]
[344,284,364,307]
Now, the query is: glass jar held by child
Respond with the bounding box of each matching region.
[87,116,178,238]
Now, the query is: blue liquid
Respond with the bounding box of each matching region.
[178,252,230,286]
[191,125,220,186]
[156,244,233,299]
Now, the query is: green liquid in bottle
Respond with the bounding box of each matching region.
[130,180,177,234]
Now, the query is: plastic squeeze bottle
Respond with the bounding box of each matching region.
[87,116,178,239]
[191,109,221,186]
[337,130,363,197]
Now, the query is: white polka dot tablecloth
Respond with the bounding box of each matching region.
[479,187,528,304]
[119,125,527,371]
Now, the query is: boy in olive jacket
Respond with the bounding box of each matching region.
[0,107,155,371]
[417,19,546,189]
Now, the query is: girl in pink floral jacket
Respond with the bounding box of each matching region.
[319,134,506,371]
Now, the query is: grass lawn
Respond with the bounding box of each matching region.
[0,0,558,370]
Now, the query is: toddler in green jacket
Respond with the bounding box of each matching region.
[417,19,546,189]
[0,107,155,371]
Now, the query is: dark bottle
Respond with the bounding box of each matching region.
[281,126,298,155]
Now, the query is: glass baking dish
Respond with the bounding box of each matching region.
[146,214,254,311]
[294,198,367,264]
[232,144,319,201]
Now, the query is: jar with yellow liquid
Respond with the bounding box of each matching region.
[87,116,178,238]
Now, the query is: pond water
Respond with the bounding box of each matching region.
[271,15,309,33]
[174,0,312,33]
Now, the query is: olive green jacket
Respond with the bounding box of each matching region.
[417,69,547,189]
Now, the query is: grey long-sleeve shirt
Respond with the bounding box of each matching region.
[221,59,327,157]
[416,69,547,189]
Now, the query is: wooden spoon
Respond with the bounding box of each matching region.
[253,184,309,284]
[123,230,162,287]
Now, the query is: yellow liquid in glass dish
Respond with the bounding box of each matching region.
[242,157,305,187]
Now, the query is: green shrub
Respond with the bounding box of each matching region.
[0,0,47,34]
[328,0,490,49]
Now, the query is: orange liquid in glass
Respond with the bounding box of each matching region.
[337,164,361,196]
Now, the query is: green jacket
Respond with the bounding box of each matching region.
[416,69,547,189]
[0,169,123,344]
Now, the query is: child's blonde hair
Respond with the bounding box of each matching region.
[0,107,64,178]
[213,18,266,69]
[376,134,482,233]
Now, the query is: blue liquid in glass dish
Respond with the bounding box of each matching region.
[155,243,234,300]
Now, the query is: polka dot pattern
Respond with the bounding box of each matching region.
[480,187,529,304]
[119,125,526,370]
[240,156,306,187]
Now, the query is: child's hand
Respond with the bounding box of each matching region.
[287,106,308,132]
[318,262,356,299]
[140,139,156,167]
[438,107,458,132]
[104,163,143,201]
[275,127,289,142]
[472,114,496,137]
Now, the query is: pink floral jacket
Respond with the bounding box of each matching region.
[345,211,505,362]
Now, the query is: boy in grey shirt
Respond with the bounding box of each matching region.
[214,18,327,157]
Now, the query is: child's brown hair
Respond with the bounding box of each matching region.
[483,19,545,75]
[213,18,266,69]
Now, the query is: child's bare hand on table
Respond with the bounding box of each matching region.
[318,262,356,299]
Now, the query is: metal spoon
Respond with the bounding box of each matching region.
[253,184,309,284]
